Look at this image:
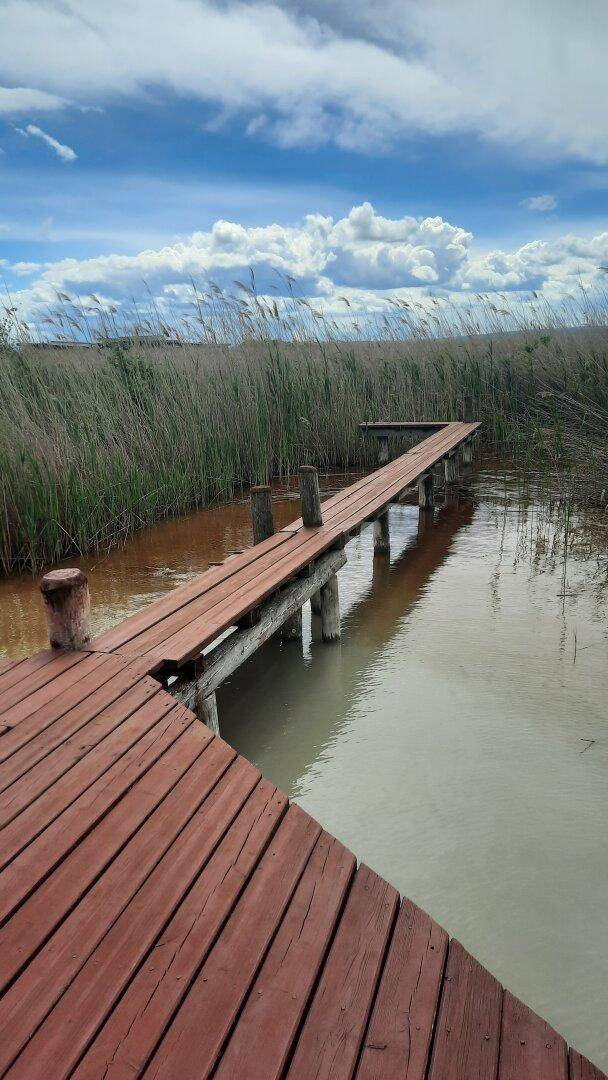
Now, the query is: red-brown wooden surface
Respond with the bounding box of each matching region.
[1,429,606,1080]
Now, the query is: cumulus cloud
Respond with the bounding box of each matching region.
[18,123,76,162]
[0,0,606,160]
[522,195,558,212]
[6,203,608,328]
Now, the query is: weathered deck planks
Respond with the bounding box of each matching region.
[0,430,606,1080]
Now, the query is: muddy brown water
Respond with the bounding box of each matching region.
[1,458,607,1067]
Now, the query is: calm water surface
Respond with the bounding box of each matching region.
[1,459,607,1067]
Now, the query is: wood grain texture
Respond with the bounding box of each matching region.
[216,832,356,1080]
[498,992,567,1080]
[427,939,503,1080]
[356,898,448,1080]
[570,1049,608,1080]
[76,779,287,1080]
[146,804,320,1078]
[287,864,399,1080]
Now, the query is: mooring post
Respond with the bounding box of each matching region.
[298,465,323,527]
[320,572,341,641]
[39,568,91,650]
[250,484,275,545]
[462,440,473,465]
[373,510,390,555]
[418,472,435,509]
[378,435,389,466]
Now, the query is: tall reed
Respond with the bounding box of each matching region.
[0,289,606,574]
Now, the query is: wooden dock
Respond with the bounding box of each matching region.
[0,423,605,1079]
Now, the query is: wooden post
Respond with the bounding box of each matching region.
[298,466,323,527]
[252,481,300,640]
[373,510,390,555]
[40,568,91,650]
[462,393,473,422]
[320,573,341,641]
[462,440,473,465]
[250,484,274,544]
[378,435,389,466]
[310,589,322,615]
[444,453,459,484]
[196,687,220,735]
[418,472,434,509]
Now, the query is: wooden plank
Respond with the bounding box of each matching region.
[216,832,356,1080]
[356,898,448,1080]
[0,737,237,1076]
[570,1049,608,1080]
[0,666,157,818]
[0,649,90,719]
[0,702,199,979]
[498,991,567,1080]
[172,547,347,705]
[287,864,399,1080]
[0,679,169,871]
[427,939,503,1080]
[0,650,67,695]
[0,653,118,763]
[146,804,321,1078]
[92,531,292,652]
[141,527,344,668]
[74,778,287,1080]
[360,422,450,431]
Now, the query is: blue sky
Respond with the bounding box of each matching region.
[1,0,607,332]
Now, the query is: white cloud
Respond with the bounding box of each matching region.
[6,204,608,328]
[19,123,76,162]
[0,85,68,115]
[522,195,558,212]
[0,0,606,159]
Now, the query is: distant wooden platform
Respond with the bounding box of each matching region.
[92,422,478,673]
[0,650,604,1078]
[0,423,605,1078]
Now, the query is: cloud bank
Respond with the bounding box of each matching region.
[0,0,606,160]
[7,203,608,327]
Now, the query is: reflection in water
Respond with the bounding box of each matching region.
[1,459,607,1067]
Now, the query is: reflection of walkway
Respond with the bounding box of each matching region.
[220,498,474,789]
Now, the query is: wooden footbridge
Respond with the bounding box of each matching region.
[0,422,604,1079]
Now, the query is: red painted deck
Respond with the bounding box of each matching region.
[0,428,605,1078]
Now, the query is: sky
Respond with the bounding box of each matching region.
[0,0,607,335]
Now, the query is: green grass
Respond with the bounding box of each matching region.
[1,291,607,574]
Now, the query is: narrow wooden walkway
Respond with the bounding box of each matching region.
[0,426,605,1078]
[91,422,478,673]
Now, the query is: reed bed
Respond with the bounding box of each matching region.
[0,288,606,574]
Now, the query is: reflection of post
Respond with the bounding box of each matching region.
[373,510,390,556]
[378,435,389,466]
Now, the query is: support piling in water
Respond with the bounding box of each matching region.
[39,568,91,650]
[444,453,459,484]
[320,573,341,641]
[195,687,220,734]
[418,472,435,509]
[373,510,390,556]
[462,441,473,465]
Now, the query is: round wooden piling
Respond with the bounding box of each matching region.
[250,485,275,544]
[310,589,322,615]
[444,453,459,484]
[373,510,390,555]
[418,472,435,509]
[196,689,220,734]
[39,568,91,650]
[320,573,341,641]
[462,441,473,465]
[378,435,389,466]
[298,466,323,527]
